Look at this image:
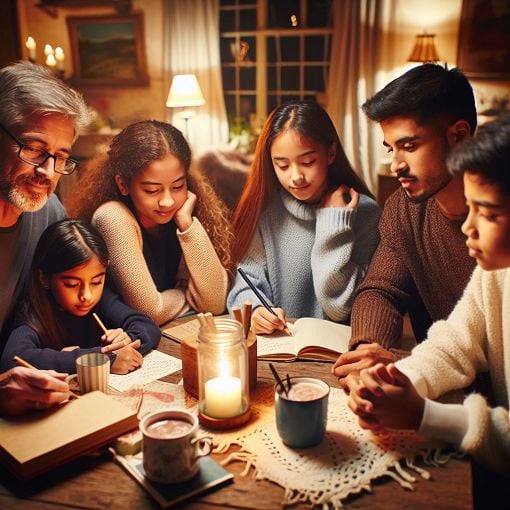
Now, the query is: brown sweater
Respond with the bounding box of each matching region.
[349,187,476,350]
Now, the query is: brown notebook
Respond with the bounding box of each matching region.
[0,390,138,479]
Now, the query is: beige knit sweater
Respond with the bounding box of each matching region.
[92,201,229,325]
[397,267,510,474]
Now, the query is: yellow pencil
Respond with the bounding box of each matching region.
[92,312,108,334]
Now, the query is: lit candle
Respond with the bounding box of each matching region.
[44,44,53,56]
[54,47,65,71]
[46,54,56,68]
[25,37,36,61]
[204,376,242,418]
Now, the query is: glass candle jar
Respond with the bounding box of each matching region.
[197,318,251,429]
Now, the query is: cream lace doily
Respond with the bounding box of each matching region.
[209,382,454,509]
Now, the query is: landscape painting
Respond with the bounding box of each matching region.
[67,13,149,87]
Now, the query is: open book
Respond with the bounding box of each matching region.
[0,391,138,479]
[256,317,351,361]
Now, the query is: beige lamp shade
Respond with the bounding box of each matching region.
[408,33,440,63]
[166,74,205,108]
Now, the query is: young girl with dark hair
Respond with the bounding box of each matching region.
[0,219,161,375]
[67,120,233,325]
[227,100,381,334]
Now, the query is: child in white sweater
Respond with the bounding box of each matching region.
[348,115,510,477]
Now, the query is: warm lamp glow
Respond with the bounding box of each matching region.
[166,74,205,108]
[408,33,440,63]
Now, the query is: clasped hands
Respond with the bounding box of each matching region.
[333,343,424,432]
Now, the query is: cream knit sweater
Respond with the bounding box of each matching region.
[92,201,228,325]
[397,266,510,474]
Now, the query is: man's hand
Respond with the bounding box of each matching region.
[0,367,70,416]
[332,343,396,392]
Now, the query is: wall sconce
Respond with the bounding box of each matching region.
[166,74,205,138]
[408,33,440,63]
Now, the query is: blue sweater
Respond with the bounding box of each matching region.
[0,288,161,373]
[227,189,381,321]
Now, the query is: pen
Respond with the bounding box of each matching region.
[13,355,80,400]
[237,268,292,335]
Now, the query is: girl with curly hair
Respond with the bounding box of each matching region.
[68,120,233,325]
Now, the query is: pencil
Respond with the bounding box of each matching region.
[14,356,80,400]
[237,268,292,336]
[92,312,108,334]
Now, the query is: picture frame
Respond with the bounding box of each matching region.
[67,12,149,87]
[457,0,510,79]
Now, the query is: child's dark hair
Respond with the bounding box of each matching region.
[21,219,109,349]
[448,115,510,196]
[362,63,477,135]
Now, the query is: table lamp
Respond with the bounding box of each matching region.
[407,33,440,63]
[197,318,251,430]
[166,74,205,137]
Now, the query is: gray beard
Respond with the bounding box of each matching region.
[0,176,51,212]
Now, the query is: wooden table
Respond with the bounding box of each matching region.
[0,335,473,509]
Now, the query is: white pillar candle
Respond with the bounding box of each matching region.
[26,37,36,61]
[204,376,242,418]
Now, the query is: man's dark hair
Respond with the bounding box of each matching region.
[362,63,477,134]
[448,115,510,196]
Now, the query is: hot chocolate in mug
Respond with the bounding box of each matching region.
[140,409,212,484]
[275,376,330,448]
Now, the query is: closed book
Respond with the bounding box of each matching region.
[0,391,138,479]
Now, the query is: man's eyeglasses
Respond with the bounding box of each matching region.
[0,123,78,175]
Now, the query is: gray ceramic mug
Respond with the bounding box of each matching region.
[141,409,212,484]
[275,376,329,448]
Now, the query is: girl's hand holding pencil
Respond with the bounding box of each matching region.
[251,306,290,335]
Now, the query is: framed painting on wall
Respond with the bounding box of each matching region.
[67,12,149,87]
[457,0,510,79]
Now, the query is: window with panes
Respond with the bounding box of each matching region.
[219,0,333,136]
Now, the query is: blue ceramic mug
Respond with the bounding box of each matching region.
[275,376,329,448]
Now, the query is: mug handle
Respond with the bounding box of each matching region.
[191,435,212,457]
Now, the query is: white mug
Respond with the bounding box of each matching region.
[67,352,110,394]
[140,409,212,484]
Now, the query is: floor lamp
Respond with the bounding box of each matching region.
[166,74,206,138]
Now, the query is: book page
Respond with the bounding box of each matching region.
[109,350,182,392]
[162,319,200,343]
[255,331,297,359]
[293,318,351,355]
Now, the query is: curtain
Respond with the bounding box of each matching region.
[163,0,229,155]
[326,0,390,194]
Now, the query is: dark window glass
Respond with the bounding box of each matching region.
[267,36,276,62]
[221,37,236,62]
[245,36,256,60]
[224,94,236,117]
[222,67,236,90]
[305,36,325,61]
[281,94,301,104]
[307,0,333,27]
[239,8,257,30]
[240,66,256,89]
[220,9,236,31]
[267,94,278,112]
[221,0,235,5]
[267,66,277,90]
[304,66,325,90]
[268,0,300,28]
[240,95,255,117]
[281,66,300,90]
[280,37,300,61]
